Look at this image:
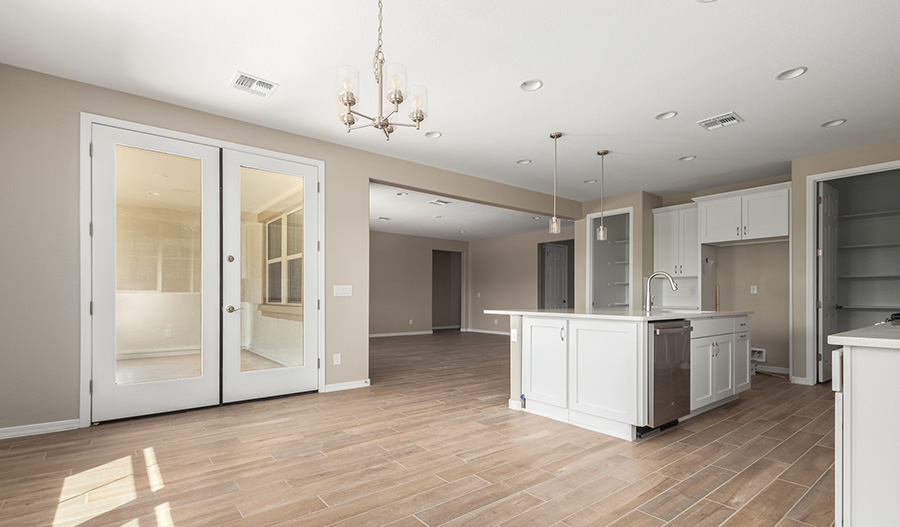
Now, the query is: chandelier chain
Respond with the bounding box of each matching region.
[372,0,385,83]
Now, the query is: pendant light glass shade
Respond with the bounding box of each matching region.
[549,132,563,234]
[596,224,608,241]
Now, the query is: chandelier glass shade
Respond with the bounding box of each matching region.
[335,0,428,141]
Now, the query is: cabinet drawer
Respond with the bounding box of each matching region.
[733,317,750,333]
[691,317,734,338]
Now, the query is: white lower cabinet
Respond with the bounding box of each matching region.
[521,316,642,439]
[690,317,751,411]
[521,317,568,411]
[568,319,638,424]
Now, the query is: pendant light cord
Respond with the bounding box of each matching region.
[553,136,558,219]
[600,153,604,229]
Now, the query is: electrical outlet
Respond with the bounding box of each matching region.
[164,329,173,338]
[494,319,498,324]
[333,353,341,366]
[409,319,413,325]
[750,285,758,294]
[477,292,481,298]
[510,329,518,342]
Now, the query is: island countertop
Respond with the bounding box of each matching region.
[484,307,751,322]
[828,323,900,349]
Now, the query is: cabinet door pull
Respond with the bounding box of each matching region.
[744,225,747,236]
[560,327,565,341]
[736,226,740,236]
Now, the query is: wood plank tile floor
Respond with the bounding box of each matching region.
[0,332,835,527]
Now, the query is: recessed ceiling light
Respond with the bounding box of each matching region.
[821,119,847,128]
[655,111,678,120]
[532,216,541,220]
[679,155,697,161]
[147,191,160,196]
[583,179,598,184]
[696,0,718,3]
[458,230,466,234]
[396,191,408,196]
[520,79,543,92]
[424,131,442,138]
[776,66,808,81]
[516,159,532,165]
[434,215,442,219]
[375,216,390,221]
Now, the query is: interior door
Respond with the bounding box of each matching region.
[544,243,568,309]
[91,125,220,421]
[818,182,839,382]
[221,150,319,403]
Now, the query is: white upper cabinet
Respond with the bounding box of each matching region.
[695,183,790,244]
[653,204,699,276]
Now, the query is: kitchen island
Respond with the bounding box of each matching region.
[486,307,752,441]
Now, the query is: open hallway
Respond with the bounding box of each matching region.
[0,332,834,526]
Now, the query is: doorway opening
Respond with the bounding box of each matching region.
[815,168,900,382]
[537,240,574,309]
[432,250,462,331]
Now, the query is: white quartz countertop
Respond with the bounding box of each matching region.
[828,324,900,349]
[484,307,751,322]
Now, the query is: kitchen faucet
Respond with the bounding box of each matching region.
[645,271,678,312]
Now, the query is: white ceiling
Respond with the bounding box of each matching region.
[370,183,570,241]
[3,0,900,205]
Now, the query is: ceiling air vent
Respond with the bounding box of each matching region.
[428,199,452,206]
[697,111,743,131]
[232,72,279,98]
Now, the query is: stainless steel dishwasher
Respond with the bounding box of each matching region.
[648,319,693,428]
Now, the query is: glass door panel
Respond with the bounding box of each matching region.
[222,151,318,403]
[92,125,220,422]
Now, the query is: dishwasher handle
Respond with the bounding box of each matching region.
[654,326,693,336]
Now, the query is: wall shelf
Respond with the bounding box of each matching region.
[838,242,900,250]
[838,275,900,280]
[839,209,900,221]
[615,260,630,265]
[840,305,900,311]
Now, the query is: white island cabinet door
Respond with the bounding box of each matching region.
[690,336,715,410]
[734,331,751,394]
[712,336,735,401]
[568,319,639,424]
[522,317,568,410]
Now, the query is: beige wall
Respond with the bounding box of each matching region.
[791,137,900,381]
[469,226,576,332]
[0,63,577,428]
[369,231,468,335]
[575,191,663,310]
[717,242,790,369]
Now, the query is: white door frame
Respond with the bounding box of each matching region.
[585,207,634,310]
[802,159,900,386]
[79,113,326,427]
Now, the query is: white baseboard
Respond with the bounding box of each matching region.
[321,379,371,393]
[790,375,816,386]
[757,365,791,375]
[508,398,522,410]
[369,331,433,338]
[0,419,81,440]
[117,347,199,360]
[463,329,510,336]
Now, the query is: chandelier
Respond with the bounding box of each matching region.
[335,0,428,141]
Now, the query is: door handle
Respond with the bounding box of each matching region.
[225,305,243,313]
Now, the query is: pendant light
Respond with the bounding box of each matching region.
[549,132,563,234]
[596,150,610,241]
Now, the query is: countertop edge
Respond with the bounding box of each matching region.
[484,309,752,322]
[828,325,900,349]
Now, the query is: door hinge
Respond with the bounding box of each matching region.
[817,248,822,257]
[817,196,823,205]
[317,358,321,369]
[317,182,321,193]
[317,241,321,251]
[90,301,93,315]
[317,299,321,310]
[89,380,93,395]
[817,300,823,309]
[89,143,93,157]
[817,353,823,361]
[89,222,93,236]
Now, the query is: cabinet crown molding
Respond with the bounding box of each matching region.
[691,181,791,203]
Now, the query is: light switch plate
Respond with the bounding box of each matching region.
[750,285,758,294]
[510,329,518,342]
[334,285,352,297]
[333,353,341,365]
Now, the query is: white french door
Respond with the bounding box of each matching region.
[221,150,319,402]
[91,125,221,421]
